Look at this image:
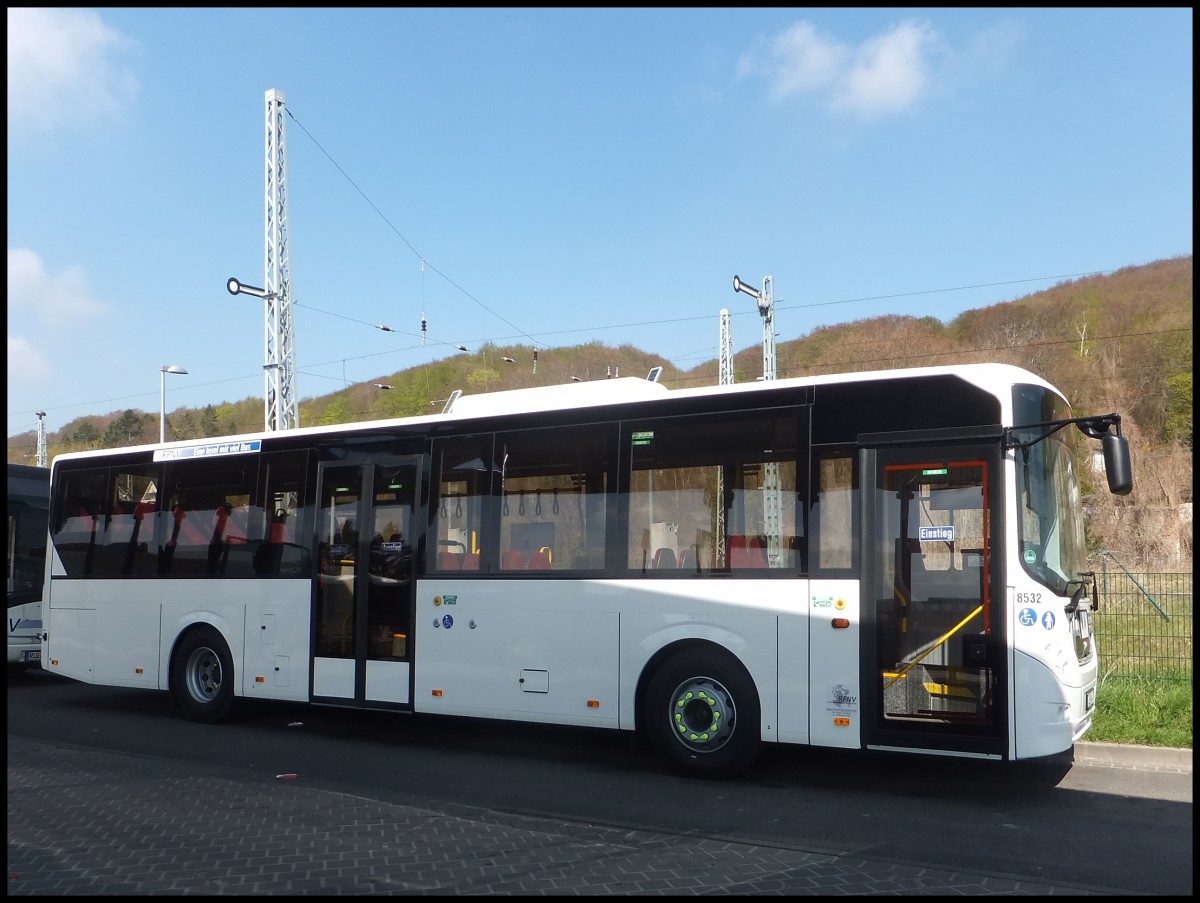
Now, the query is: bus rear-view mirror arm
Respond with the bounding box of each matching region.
[1004,413,1132,496]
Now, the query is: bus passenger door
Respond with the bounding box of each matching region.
[312,458,418,708]
[862,440,1005,757]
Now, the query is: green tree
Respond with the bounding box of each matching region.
[174,411,199,440]
[466,367,501,393]
[321,395,352,425]
[200,406,221,438]
[72,421,101,448]
[1164,372,1193,448]
[102,410,148,447]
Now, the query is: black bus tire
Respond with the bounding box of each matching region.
[643,646,762,780]
[170,625,240,724]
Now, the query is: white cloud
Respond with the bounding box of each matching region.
[832,22,936,118]
[7,248,110,320]
[738,18,944,121]
[763,22,847,99]
[7,8,139,133]
[7,336,53,383]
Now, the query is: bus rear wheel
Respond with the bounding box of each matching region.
[170,626,240,724]
[644,647,761,779]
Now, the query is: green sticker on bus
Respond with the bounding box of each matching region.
[631,431,654,446]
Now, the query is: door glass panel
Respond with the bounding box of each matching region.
[876,459,993,727]
[316,466,361,657]
[365,463,414,660]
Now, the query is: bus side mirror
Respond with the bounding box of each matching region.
[1103,434,1132,496]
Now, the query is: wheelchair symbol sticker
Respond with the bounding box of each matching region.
[442,614,454,629]
[1019,608,1037,627]
[1041,611,1055,630]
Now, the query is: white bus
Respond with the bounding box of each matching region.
[8,463,50,669]
[41,363,1131,778]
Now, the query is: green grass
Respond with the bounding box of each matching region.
[1086,674,1193,748]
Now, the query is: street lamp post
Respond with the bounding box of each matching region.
[160,365,189,443]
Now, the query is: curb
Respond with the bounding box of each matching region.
[1074,741,1192,772]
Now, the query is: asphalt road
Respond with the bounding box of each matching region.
[7,666,1193,895]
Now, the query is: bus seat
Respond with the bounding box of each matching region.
[678,548,697,571]
[729,535,767,568]
[527,548,552,570]
[226,506,249,543]
[727,534,747,567]
[501,549,526,570]
[438,551,463,570]
[462,551,481,570]
[652,547,677,569]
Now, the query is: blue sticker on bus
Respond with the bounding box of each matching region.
[154,439,262,461]
[1042,611,1056,630]
[442,614,454,629]
[919,525,955,542]
[1019,608,1037,627]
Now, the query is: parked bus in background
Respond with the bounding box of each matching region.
[8,463,50,670]
[40,363,1131,778]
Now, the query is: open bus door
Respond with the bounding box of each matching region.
[861,433,1007,758]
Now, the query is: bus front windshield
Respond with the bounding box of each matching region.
[1013,389,1089,597]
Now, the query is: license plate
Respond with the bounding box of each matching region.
[22,649,41,663]
[1085,687,1095,712]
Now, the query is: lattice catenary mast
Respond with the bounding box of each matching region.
[716,309,734,562]
[35,411,48,468]
[264,88,299,431]
[732,275,782,566]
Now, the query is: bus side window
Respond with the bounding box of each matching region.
[495,423,611,574]
[97,467,161,577]
[812,451,856,574]
[253,452,310,577]
[51,469,107,577]
[627,411,802,574]
[431,435,493,574]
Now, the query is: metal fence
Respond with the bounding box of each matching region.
[1093,565,1192,682]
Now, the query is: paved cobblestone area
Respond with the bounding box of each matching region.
[7,736,1123,896]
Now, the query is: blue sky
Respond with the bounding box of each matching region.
[7,8,1193,440]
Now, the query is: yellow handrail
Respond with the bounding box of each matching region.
[883,604,983,690]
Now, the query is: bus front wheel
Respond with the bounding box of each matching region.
[170,626,239,724]
[643,647,762,780]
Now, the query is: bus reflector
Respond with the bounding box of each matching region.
[432,689,444,697]
[832,618,850,629]
[587,699,600,708]
[135,667,144,674]
[834,717,850,726]
[255,675,265,683]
